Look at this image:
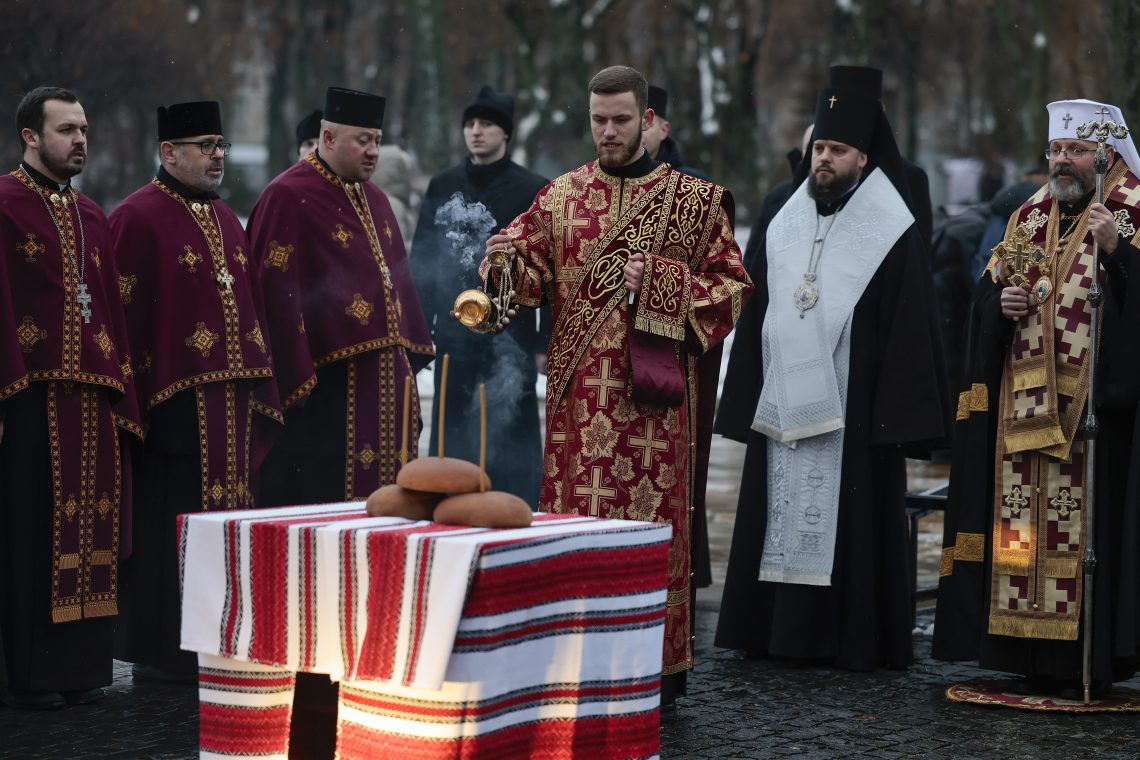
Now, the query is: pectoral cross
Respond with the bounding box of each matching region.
[994,229,1045,288]
[216,268,235,293]
[76,282,93,324]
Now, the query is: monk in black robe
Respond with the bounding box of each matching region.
[715,75,948,671]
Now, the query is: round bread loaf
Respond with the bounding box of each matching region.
[396,457,491,494]
[434,490,533,528]
[365,484,442,521]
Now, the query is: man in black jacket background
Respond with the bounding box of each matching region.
[410,85,549,506]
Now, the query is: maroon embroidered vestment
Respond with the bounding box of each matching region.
[0,166,142,621]
[248,154,433,497]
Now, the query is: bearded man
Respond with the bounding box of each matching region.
[483,65,752,715]
[935,99,1140,694]
[109,100,280,681]
[714,74,949,671]
[0,86,142,708]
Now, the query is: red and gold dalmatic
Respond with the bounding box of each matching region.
[0,167,142,622]
[985,159,1140,640]
[500,161,752,672]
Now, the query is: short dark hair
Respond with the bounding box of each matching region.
[588,66,648,114]
[16,86,79,147]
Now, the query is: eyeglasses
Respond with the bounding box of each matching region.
[169,140,231,156]
[1044,147,1096,160]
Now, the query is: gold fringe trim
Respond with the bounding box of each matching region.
[52,605,83,624]
[82,600,119,619]
[939,547,955,577]
[1003,425,1066,454]
[1012,367,1046,392]
[1044,556,1079,579]
[58,553,80,570]
[988,613,1078,641]
[634,314,685,341]
[993,548,1030,576]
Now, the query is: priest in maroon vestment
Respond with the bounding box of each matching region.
[483,66,752,715]
[249,87,433,507]
[109,100,281,681]
[0,86,142,709]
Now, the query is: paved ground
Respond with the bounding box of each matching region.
[3,400,1139,758]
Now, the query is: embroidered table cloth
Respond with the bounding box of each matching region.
[179,503,670,759]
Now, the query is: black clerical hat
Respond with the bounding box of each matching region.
[647,85,669,119]
[295,109,322,148]
[462,85,514,138]
[324,87,385,129]
[828,65,883,101]
[812,87,878,153]
[157,101,223,140]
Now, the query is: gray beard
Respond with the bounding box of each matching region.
[1049,175,1088,203]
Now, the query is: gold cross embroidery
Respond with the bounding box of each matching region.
[245,324,267,354]
[179,245,203,273]
[265,241,293,272]
[358,444,377,470]
[332,223,354,249]
[563,201,591,246]
[629,418,669,469]
[17,232,44,263]
[583,357,624,407]
[185,322,219,358]
[17,316,47,353]
[574,466,617,517]
[119,274,137,305]
[93,326,114,359]
[345,293,373,325]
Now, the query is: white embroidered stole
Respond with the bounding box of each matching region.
[754,169,913,585]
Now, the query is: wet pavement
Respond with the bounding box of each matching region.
[2,390,1139,758]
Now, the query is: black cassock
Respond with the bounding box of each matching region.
[715,203,949,671]
[934,248,1140,684]
[411,155,548,506]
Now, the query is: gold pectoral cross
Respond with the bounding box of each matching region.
[993,228,1045,288]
